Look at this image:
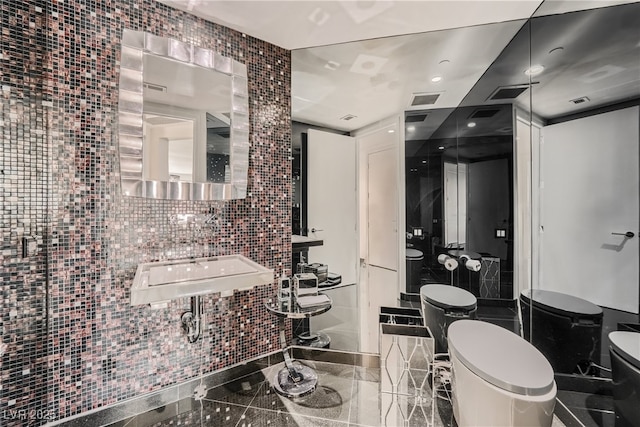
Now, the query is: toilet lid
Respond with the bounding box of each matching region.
[420,284,476,310]
[406,248,424,259]
[609,331,640,370]
[448,320,555,396]
[521,289,602,318]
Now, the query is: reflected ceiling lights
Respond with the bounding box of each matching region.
[524,64,545,76]
[467,122,476,128]
[438,146,445,150]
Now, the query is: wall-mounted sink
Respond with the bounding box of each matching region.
[131,254,274,306]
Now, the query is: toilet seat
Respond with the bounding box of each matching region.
[420,284,476,311]
[406,248,424,260]
[448,320,555,396]
[609,331,640,369]
[521,289,602,318]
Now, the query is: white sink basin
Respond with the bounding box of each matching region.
[131,254,274,306]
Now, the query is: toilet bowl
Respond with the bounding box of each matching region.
[609,331,640,427]
[520,289,603,374]
[406,248,424,294]
[420,284,477,354]
[448,320,557,427]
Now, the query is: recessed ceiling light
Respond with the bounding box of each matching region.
[467,122,476,128]
[438,146,445,150]
[388,129,395,133]
[431,75,442,83]
[524,64,545,76]
[421,160,427,164]
[407,125,416,132]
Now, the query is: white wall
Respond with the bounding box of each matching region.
[537,106,639,313]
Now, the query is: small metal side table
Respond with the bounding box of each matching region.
[265,295,332,398]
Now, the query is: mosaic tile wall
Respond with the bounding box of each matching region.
[0,1,51,425]
[1,0,291,425]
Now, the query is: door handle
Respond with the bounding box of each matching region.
[612,231,635,238]
[311,228,324,233]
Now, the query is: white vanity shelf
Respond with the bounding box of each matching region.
[131,254,274,307]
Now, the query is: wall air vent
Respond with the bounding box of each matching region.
[340,114,357,121]
[570,96,590,105]
[410,92,441,106]
[143,82,167,92]
[405,113,429,123]
[469,108,501,119]
[487,84,529,101]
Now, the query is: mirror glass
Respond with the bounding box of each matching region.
[118,29,249,200]
[405,104,515,298]
[142,52,231,183]
[528,2,640,378]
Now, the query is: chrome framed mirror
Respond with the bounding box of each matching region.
[118,29,249,200]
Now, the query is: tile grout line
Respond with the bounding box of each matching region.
[233,363,276,427]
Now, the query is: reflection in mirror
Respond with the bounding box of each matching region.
[405,104,514,299]
[143,113,194,181]
[526,0,639,384]
[118,29,249,200]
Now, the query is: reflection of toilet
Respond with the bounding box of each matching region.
[420,284,477,354]
[405,248,424,294]
[448,320,557,427]
[609,331,640,427]
[520,289,603,374]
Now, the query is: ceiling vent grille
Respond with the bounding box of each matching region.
[570,96,590,105]
[340,114,357,121]
[143,82,167,92]
[410,92,441,106]
[487,84,528,101]
[469,108,500,119]
[405,113,429,123]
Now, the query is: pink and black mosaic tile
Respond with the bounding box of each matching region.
[1,0,291,425]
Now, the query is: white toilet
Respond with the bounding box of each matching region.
[448,320,557,427]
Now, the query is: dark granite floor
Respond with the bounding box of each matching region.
[106,359,457,427]
[556,390,616,427]
[87,293,638,427]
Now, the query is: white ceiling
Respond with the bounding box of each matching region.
[156,0,640,136]
[292,19,527,131]
[158,1,543,50]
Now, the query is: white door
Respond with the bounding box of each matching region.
[306,129,359,348]
[357,122,400,353]
[368,149,398,271]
